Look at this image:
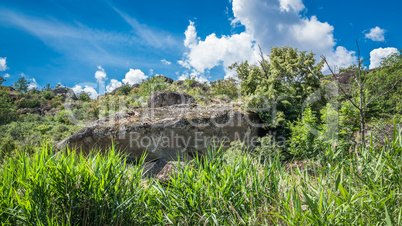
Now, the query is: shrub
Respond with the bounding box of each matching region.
[137,76,169,97]
[0,91,17,124]
[15,97,41,108]
[117,83,132,95]
[36,124,51,135]
[42,91,55,100]
[288,107,321,159]
[0,136,16,157]
[254,134,287,161]
[210,78,239,100]
[78,92,91,102]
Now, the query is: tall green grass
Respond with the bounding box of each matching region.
[0,128,402,225]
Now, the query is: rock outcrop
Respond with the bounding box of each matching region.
[52,87,78,100]
[147,90,194,108]
[57,103,262,161]
[143,159,185,183]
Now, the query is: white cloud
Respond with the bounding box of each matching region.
[122,68,148,85]
[365,26,386,42]
[4,73,10,78]
[72,85,99,99]
[161,59,172,65]
[279,0,305,12]
[369,47,398,69]
[28,78,39,90]
[323,46,357,74]
[179,21,256,81]
[0,57,7,71]
[94,66,107,82]
[177,70,209,83]
[179,0,356,79]
[106,79,123,93]
[184,21,198,48]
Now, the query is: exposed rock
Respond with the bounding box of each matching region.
[154,75,174,84]
[17,108,41,115]
[52,87,78,100]
[2,86,15,92]
[57,103,262,161]
[147,90,194,108]
[142,159,185,183]
[176,80,207,91]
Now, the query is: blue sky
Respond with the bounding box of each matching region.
[0,0,400,96]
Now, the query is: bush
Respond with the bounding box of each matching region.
[0,91,17,124]
[210,78,239,100]
[254,134,287,161]
[288,107,321,159]
[137,76,169,97]
[78,92,91,102]
[42,91,55,100]
[36,124,51,135]
[15,97,41,109]
[0,136,16,157]
[117,83,132,95]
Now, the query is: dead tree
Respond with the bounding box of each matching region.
[321,42,402,148]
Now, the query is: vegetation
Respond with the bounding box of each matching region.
[0,129,402,224]
[14,77,29,92]
[0,46,401,225]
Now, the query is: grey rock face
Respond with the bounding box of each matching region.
[142,159,185,183]
[52,87,78,100]
[57,103,262,161]
[147,90,194,108]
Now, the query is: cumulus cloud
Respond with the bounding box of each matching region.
[94,65,107,82]
[179,21,256,80]
[122,68,148,85]
[179,0,355,79]
[369,47,398,69]
[106,79,123,93]
[365,26,386,42]
[161,59,172,65]
[0,57,7,71]
[72,85,99,99]
[177,70,209,83]
[323,46,357,73]
[184,21,198,48]
[28,78,39,90]
[4,73,10,78]
[279,0,305,13]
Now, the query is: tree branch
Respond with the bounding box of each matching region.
[364,76,402,109]
[321,55,360,109]
[258,45,270,80]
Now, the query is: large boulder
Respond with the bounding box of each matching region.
[148,90,194,108]
[52,87,78,100]
[57,103,262,161]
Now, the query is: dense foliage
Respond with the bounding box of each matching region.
[1,131,402,224]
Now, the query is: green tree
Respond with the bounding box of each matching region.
[14,77,29,92]
[78,92,91,102]
[322,46,402,147]
[232,46,325,131]
[0,76,5,86]
[117,84,132,95]
[0,90,17,124]
[210,78,239,99]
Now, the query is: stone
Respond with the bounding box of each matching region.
[52,87,78,100]
[142,159,185,183]
[154,75,174,84]
[57,103,262,161]
[147,90,194,108]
